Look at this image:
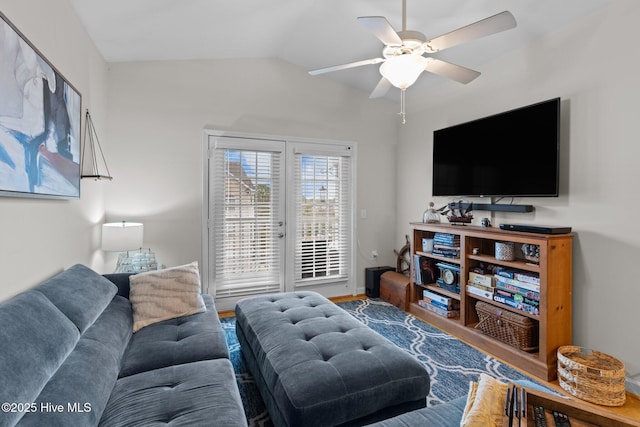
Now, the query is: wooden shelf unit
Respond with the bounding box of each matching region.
[409,222,573,381]
[506,384,640,427]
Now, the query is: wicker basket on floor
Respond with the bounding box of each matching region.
[474,301,539,352]
[557,345,626,406]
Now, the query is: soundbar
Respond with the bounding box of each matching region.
[499,224,572,234]
[448,202,534,213]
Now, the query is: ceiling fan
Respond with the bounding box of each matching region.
[309,0,517,123]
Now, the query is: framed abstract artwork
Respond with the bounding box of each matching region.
[0,11,82,199]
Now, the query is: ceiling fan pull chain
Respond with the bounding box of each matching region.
[400,89,407,124]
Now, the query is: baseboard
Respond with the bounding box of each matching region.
[627,376,640,397]
[329,294,366,303]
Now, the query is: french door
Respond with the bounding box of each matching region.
[204,132,355,310]
[206,136,286,300]
[287,142,353,289]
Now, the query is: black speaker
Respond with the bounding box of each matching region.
[365,266,395,298]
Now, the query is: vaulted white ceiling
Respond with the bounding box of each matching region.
[69,0,618,100]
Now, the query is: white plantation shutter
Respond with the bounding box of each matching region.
[292,145,353,287]
[210,139,284,298]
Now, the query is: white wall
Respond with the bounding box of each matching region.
[0,0,109,301]
[397,0,640,377]
[104,58,400,299]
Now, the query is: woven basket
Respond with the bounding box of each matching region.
[557,346,626,406]
[474,301,538,352]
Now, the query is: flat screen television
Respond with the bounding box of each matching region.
[432,98,560,198]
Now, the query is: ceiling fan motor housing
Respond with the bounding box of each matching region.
[383,30,427,58]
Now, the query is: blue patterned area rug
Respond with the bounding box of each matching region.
[220,298,540,427]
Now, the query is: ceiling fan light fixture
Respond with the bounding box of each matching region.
[379,54,427,89]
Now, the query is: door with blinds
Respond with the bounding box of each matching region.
[207,136,286,300]
[204,132,355,309]
[287,142,353,290]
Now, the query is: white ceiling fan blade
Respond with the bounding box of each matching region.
[309,58,384,75]
[425,58,481,84]
[357,16,403,46]
[425,11,517,52]
[369,77,392,99]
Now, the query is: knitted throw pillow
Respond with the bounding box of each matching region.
[129,261,206,332]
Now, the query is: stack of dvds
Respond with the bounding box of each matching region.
[432,233,460,259]
[493,269,540,316]
[419,289,460,318]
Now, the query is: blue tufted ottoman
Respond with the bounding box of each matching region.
[235,291,430,427]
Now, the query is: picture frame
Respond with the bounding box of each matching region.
[0,10,82,199]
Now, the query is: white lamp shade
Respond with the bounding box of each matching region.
[380,54,428,89]
[102,222,144,251]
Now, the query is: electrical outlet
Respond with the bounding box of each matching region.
[371,250,378,258]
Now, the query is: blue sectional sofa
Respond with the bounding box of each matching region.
[0,264,247,427]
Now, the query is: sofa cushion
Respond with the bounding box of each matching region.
[99,359,247,427]
[81,296,133,363]
[0,291,79,427]
[119,295,229,377]
[129,262,206,332]
[103,273,135,299]
[36,264,118,333]
[16,296,133,427]
[364,397,467,427]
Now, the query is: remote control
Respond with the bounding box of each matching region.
[534,406,548,427]
[553,410,571,427]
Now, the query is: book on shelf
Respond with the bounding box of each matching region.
[466,284,494,300]
[423,294,460,310]
[494,280,540,301]
[423,298,460,311]
[493,294,540,316]
[433,243,460,251]
[422,289,458,309]
[466,280,494,293]
[413,254,423,285]
[494,288,540,306]
[495,268,515,279]
[496,268,540,286]
[433,233,460,247]
[418,299,460,318]
[413,255,436,285]
[432,248,460,258]
[493,274,540,293]
[468,272,494,288]
[515,272,540,285]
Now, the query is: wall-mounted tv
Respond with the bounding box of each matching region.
[432,98,560,198]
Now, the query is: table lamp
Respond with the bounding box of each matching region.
[102,221,156,273]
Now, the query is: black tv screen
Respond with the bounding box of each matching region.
[432,98,560,197]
